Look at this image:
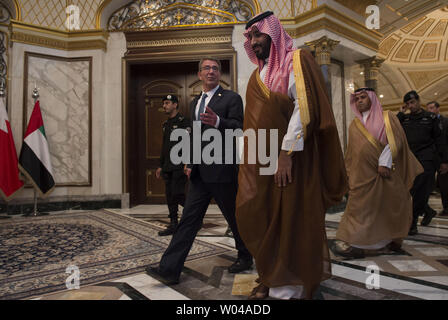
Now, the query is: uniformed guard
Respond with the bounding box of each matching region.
[397,90,448,235]
[427,101,448,217]
[156,94,191,236]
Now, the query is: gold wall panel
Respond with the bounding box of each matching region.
[378,35,400,58]
[416,41,441,62]
[257,0,314,18]
[70,0,103,30]
[392,40,418,62]
[428,20,448,37]
[17,0,103,30]
[381,8,448,67]
[400,16,426,34]
[411,18,435,37]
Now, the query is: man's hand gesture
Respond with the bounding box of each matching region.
[200,106,218,127]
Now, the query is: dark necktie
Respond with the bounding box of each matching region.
[197,93,208,120]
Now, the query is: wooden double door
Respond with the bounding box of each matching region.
[127,60,231,206]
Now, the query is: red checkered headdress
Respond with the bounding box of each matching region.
[244,11,295,95]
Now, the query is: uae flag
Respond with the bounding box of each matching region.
[0,97,24,200]
[19,100,55,197]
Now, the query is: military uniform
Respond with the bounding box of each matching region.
[436,114,448,214]
[158,95,191,236]
[397,108,447,231]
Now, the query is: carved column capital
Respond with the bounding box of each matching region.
[305,36,340,65]
[356,56,385,82]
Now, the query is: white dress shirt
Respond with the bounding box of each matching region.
[259,63,304,152]
[361,110,392,169]
[195,85,220,128]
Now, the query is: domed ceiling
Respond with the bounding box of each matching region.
[356,7,448,110]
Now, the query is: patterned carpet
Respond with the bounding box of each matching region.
[0,210,229,300]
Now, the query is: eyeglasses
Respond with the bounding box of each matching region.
[201,66,219,72]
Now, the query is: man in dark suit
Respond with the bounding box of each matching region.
[427,101,448,216]
[146,58,252,284]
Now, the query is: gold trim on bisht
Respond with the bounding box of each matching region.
[354,118,383,154]
[383,111,398,160]
[290,49,309,154]
[255,67,270,99]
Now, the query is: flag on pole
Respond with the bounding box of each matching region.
[0,97,24,200]
[19,100,55,197]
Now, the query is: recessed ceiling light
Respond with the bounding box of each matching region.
[379,94,384,98]
[360,72,364,75]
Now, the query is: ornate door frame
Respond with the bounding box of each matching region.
[122,25,238,200]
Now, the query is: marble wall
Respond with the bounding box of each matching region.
[25,54,90,186]
[8,40,124,200]
[331,61,348,151]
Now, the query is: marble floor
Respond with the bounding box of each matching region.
[25,195,448,301]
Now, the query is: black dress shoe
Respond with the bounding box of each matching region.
[228,258,253,273]
[421,208,436,226]
[408,226,418,236]
[158,223,177,236]
[158,218,178,236]
[145,266,179,285]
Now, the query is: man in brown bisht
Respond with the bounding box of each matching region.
[332,88,423,258]
[236,11,348,300]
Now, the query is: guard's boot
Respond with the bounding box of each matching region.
[158,218,178,236]
[421,206,437,226]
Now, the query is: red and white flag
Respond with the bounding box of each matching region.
[0,97,24,200]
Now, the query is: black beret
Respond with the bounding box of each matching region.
[403,90,419,103]
[245,11,274,29]
[162,94,178,103]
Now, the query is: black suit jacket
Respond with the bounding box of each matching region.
[188,86,243,183]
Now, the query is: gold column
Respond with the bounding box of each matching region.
[305,36,340,99]
[356,56,384,92]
